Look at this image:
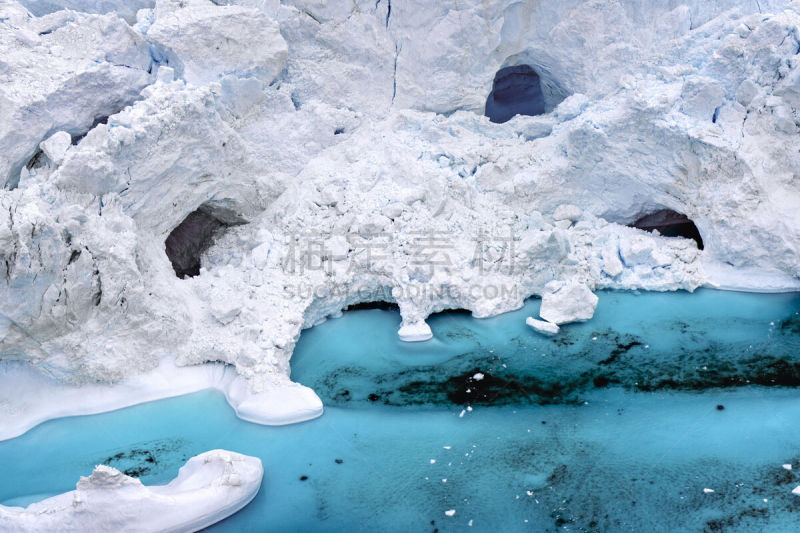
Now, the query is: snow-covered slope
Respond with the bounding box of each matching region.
[0,0,798,420]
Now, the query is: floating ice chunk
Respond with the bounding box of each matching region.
[430,459,436,464]
[703,488,715,493]
[525,317,559,336]
[792,486,800,496]
[398,321,433,342]
[0,450,263,532]
[472,373,485,381]
[539,281,599,325]
[445,509,456,517]
[783,464,792,470]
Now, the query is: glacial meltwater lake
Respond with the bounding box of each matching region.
[1,289,800,532]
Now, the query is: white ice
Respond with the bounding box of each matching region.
[0,449,263,532]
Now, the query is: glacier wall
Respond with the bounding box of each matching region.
[0,0,798,399]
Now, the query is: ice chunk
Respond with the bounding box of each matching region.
[39,131,71,165]
[525,317,560,336]
[539,281,599,325]
[398,321,433,342]
[0,450,263,531]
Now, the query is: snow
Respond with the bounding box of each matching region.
[0,0,798,453]
[0,449,263,532]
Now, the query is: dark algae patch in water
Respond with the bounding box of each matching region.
[99,438,187,478]
[294,293,800,408]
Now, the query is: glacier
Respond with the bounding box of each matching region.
[0,0,799,437]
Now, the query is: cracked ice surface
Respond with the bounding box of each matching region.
[0,0,799,423]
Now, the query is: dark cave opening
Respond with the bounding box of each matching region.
[165,205,241,278]
[629,209,704,250]
[485,64,546,124]
[345,301,400,312]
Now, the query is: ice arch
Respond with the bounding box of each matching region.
[485,65,546,123]
[165,203,245,278]
[629,209,704,250]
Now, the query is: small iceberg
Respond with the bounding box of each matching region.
[0,450,263,532]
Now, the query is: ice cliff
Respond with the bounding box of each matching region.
[0,0,799,417]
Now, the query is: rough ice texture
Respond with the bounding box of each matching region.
[0,449,263,532]
[0,0,799,420]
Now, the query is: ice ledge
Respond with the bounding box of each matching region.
[0,449,263,532]
[702,259,800,293]
[0,360,323,442]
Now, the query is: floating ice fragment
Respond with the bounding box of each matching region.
[443,446,451,450]
[430,459,436,464]
[472,373,484,381]
[445,509,456,517]
[703,488,715,493]
[525,317,559,336]
[783,464,792,470]
[468,519,473,526]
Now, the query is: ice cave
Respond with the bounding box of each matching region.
[630,209,705,249]
[484,64,547,123]
[1,0,800,531]
[165,205,238,278]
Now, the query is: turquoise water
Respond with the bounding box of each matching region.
[1,290,800,532]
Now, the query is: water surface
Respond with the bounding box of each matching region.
[1,289,799,532]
